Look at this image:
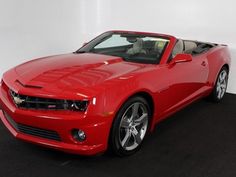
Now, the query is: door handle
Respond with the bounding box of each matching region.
[201,61,206,66]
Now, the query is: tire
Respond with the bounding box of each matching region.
[109,96,151,156]
[209,66,229,102]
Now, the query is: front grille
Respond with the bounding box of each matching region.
[4,112,61,141]
[9,90,88,111]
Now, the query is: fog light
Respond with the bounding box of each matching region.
[72,129,86,142]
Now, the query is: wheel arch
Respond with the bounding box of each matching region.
[213,63,230,85]
[222,63,229,72]
[107,90,156,153]
[130,91,154,117]
[109,90,156,135]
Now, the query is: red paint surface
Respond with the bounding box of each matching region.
[0,31,231,155]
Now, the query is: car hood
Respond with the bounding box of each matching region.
[13,53,148,97]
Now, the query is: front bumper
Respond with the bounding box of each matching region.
[0,81,113,156]
[0,110,106,155]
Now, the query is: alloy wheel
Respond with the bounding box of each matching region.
[118,102,148,151]
[216,70,228,99]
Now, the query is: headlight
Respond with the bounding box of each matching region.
[67,100,89,112]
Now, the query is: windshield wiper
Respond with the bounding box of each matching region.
[73,50,87,54]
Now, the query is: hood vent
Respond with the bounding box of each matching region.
[15,80,43,89]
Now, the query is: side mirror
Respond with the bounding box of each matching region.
[170,53,192,65]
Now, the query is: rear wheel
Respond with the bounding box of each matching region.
[209,66,228,102]
[110,96,151,156]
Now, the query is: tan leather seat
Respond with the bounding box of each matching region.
[172,39,184,57]
[127,38,146,55]
[184,41,197,54]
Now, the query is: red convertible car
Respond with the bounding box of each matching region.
[0,31,231,156]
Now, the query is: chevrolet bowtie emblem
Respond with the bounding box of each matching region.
[13,96,25,105]
[10,90,25,105]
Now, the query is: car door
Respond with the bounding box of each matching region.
[161,54,209,114]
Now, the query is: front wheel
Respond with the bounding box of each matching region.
[110,96,151,156]
[209,66,229,102]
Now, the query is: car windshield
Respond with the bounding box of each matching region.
[76,32,170,64]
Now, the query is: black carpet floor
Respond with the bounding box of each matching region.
[0,93,236,177]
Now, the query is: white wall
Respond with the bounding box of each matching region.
[0,0,81,75]
[0,0,236,93]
